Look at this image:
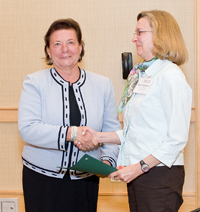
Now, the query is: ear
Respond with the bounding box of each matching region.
[46,47,51,59]
[79,43,82,55]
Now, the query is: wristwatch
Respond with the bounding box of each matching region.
[140,160,150,173]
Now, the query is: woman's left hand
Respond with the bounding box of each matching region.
[109,163,143,183]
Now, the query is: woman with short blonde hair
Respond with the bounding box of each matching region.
[79,10,192,211]
[137,10,188,65]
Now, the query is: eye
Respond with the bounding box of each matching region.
[68,41,74,45]
[135,30,144,36]
[54,42,61,46]
[138,31,145,36]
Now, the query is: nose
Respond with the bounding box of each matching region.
[61,43,69,52]
[132,33,137,43]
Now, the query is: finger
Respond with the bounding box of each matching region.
[110,175,118,181]
[114,175,119,180]
[108,174,112,179]
[92,138,98,147]
[81,146,87,151]
[78,144,82,150]
[109,171,119,179]
[74,141,81,148]
[88,142,94,149]
[81,127,90,136]
[79,144,88,152]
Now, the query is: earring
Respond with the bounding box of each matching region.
[49,57,53,64]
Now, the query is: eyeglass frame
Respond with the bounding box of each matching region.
[134,30,152,36]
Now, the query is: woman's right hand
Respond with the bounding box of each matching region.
[74,127,121,149]
[74,127,98,151]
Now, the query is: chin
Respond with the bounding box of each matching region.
[137,52,143,58]
[136,48,142,54]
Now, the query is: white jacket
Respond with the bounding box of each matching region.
[18,68,121,179]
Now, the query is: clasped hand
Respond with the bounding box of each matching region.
[74,126,98,151]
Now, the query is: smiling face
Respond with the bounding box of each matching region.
[132,17,155,61]
[46,29,82,72]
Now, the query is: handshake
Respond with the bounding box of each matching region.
[70,126,128,181]
[70,126,99,151]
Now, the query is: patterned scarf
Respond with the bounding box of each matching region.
[117,57,158,113]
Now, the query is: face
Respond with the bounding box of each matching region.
[132,17,155,61]
[47,29,82,71]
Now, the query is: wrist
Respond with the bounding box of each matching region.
[96,132,101,143]
[70,126,77,142]
[140,160,150,173]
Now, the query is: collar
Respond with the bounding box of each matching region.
[51,67,86,87]
[144,59,171,78]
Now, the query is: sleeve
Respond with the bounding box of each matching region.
[151,68,192,167]
[18,74,68,151]
[115,129,124,149]
[99,79,122,167]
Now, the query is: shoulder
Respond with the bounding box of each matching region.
[24,69,51,84]
[22,69,52,91]
[26,68,51,79]
[82,70,115,97]
[151,59,186,83]
[84,70,109,82]
[156,60,191,91]
[159,59,184,75]
[84,70,113,88]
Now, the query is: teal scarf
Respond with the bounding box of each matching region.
[117,57,158,113]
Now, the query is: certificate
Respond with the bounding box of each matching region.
[62,154,117,176]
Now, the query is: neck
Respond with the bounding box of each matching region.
[55,66,80,85]
[144,56,157,62]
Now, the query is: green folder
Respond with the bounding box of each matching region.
[63,154,118,176]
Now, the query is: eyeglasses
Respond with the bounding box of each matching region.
[134,30,152,36]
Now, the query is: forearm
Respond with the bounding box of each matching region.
[109,154,161,183]
[73,127,120,150]
[96,132,121,145]
[143,154,161,169]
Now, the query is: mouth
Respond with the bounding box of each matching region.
[61,56,71,59]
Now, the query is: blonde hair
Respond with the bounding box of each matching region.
[137,10,188,65]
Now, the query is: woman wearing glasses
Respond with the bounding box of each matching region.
[76,10,192,211]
